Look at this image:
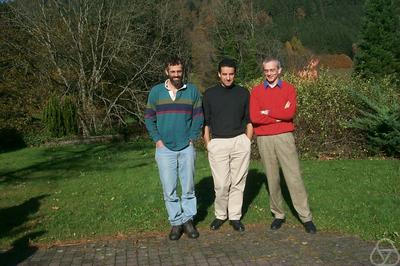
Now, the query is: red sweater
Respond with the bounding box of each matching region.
[250,80,297,136]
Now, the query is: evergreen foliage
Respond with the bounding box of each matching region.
[350,83,400,157]
[62,97,79,136]
[354,0,400,81]
[210,0,281,83]
[253,0,363,56]
[42,97,62,137]
[42,96,78,137]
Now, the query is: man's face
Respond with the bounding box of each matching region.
[165,64,183,88]
[263,61,282,84]
[218,66,235,87]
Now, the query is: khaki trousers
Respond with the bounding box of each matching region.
[207,134,251,220]
[257,132,312,222]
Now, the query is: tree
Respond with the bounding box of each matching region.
[9,0,190,136]
[354,0,400,81]
[0,3,48,134]
[209,0,281,84]
[349,83,400,157]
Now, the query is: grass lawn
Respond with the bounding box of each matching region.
[0,141,399,249]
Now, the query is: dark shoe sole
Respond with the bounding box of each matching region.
[270,219,285,230]
[169,226,183,240]
[169,235,181,240]
[183,220,199,239]
[229,221,245,232]
[186,232,200,239]
[169,233,182,240]
[210,219,226,230]
[304,221,317,234]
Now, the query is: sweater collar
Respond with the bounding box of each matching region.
[164,80,186,91]
[264,79,282,89]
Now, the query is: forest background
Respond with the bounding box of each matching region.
[1,0,399,158]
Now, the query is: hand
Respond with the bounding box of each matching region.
[204,138,210,148]
[260,109,269,115]
[156,140,164,148]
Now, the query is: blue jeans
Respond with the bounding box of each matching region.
[155,144,197,226]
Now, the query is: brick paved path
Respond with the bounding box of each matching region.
[11,224,381,266]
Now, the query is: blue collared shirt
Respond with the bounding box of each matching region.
[264,79,283,89]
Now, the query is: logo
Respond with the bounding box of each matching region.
[370,238,400,266]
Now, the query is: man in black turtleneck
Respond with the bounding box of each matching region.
[203,58,253,232]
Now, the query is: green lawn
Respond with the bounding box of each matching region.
[0,141,399,249]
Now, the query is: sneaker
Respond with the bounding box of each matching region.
[183,220,199,239]
[229,220,245,232]
[270,218,285,230]
[304,221,317,234]
[169,225,183,240]
[210,218,226,230]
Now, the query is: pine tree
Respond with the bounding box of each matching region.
[354,0,400,80]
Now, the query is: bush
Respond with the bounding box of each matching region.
[22,129,53,147]
[349,80,400,157]
[42,96,78,137]
[246,70,374,158]
[286,71,366,158]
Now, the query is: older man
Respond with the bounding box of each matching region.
[249,57,317,234]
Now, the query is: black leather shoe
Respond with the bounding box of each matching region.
[183,220,199,239]
[169,225,183,240]
[270,218,285,230]
[229,220,245,232]
[210,218,226,230]
[304,221,317,234]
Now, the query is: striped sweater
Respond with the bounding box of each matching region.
[144,82,204,151]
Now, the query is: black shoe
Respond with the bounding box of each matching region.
[169,225,183,240]
[210,218,226,230]
[270,218,285,230]
[304,221,317,234]
[229,220,245,232]
[183,220,199,239]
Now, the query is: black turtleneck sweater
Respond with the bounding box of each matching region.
[203,84,250,138]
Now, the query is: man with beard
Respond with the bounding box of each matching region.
[249,57,317,234]
[144,56,203,240]
[203,58,253,232]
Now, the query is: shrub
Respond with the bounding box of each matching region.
[62,96,79,136]
[349,80,400,157]
[42,96,78,137]
[246,70,371,158]
[286,71,366,158]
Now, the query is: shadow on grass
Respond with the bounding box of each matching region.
[194,176,214,225]
[242,169,267,218]
[0,231,46,266]
[0,195,48,265]
[194,169,269,224]
[279,168,302,223]
[258,168,301,222]
[0,141,153,184]
[0,195,49,239]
